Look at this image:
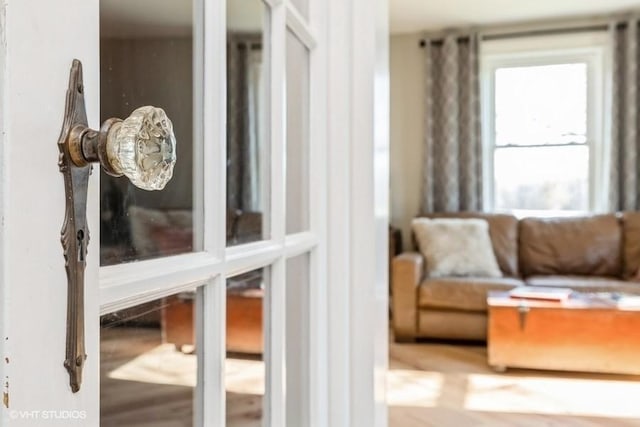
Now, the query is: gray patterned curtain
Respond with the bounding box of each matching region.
[610,18,640,211]
[421,33,482,213]
[227,34,263,212]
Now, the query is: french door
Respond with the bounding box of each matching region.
[0,0,388,426]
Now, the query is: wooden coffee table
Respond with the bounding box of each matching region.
[487,291,640,375]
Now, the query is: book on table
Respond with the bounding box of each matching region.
[509,286,573,301]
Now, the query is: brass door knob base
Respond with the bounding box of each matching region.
[56,59,177,393]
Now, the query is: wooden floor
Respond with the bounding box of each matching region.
[102,326,640,426]
[389,340,640,427]
[101,326,263,427]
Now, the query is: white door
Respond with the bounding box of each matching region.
[0,0,388,426]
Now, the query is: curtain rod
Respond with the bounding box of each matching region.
[418,22,623,47]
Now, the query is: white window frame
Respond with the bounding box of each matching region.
[480,32,611,216]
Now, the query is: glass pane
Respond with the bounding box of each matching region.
[100,0,196,265]
[227,0,269,246]
[290,0,309,20]
[494,146,589,212]
[286,254,310,427]
[286,30,310,234]
[101,293,197,426]
[495,63,587,146]
[226,268,266,426]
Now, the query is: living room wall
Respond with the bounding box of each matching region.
[390,33,425,250]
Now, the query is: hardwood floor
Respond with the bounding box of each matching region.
[101,326,263,427]
[389,340,640,427]
[101,326,640,426]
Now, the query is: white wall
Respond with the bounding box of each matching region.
[390,33,424,250]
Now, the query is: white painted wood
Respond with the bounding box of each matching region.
[325,0,353,424]
[0,1,8,422]
[479,53,496,210]
[268,1,287,248]
[225,242,283,277]
[285,4,317,50]
[350,0,377,421]
[265,261,286,427]
[265,1,287,424]
[198,0,227,422]
[372,1,390,424]
[306,0,329,424]
[350,0,389,426]
[284,232,318,257]
[0,0,101,425]
[196,277,227,427]
[203,0,228,259]
[99,252,219,313]
[264,0,283,9]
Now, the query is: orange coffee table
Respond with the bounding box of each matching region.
[487,291,640,375]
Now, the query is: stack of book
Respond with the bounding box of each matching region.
[509,287,573,301]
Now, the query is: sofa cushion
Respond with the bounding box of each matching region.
[622,211,640,279]
[418,212,519,276]
[525,275,640,295]
[417,310,488,340]
[418,277,525,311]
[412,218,502,278]
[519,214,622,277]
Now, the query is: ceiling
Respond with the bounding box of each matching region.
[390,0,640,34]
[101,0,263,38]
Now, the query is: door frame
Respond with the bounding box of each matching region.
[0,0,388,426]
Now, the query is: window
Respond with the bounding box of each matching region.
[481,33,609,216]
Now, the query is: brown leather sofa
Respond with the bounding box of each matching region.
[392,212,640,342]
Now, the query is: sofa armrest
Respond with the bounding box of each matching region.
[392,252,423,341]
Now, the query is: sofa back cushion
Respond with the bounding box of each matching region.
[412,218,503,278]
[418,212,519,276]
[622,211,640,279]
[519,214,622,277]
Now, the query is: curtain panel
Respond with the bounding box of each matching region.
[421,33,483,214]
[227,34,263,212]
[610,18,640,211]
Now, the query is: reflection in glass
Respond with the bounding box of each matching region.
[226,268,266,426]
[286,30,310,234]
[227,0,268,246]
[286,254,310,426]
[100,0,195,265]
[101,294,197,426]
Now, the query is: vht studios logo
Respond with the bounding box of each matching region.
[9,410,87,420]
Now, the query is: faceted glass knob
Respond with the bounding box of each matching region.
[106,106,176,191]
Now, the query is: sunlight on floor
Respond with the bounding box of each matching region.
[464,374,640,418]
[108,343,264,396]
[388,361,640,420]
[225,357,265,395]
[108,343,197,387]
[386,369,444,407]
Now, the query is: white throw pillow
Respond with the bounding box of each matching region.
[412,218,502,278]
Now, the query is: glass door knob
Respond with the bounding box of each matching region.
[69,105,177,191]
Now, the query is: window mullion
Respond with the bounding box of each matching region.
[265,2,287,426]
[199,0,228,423]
